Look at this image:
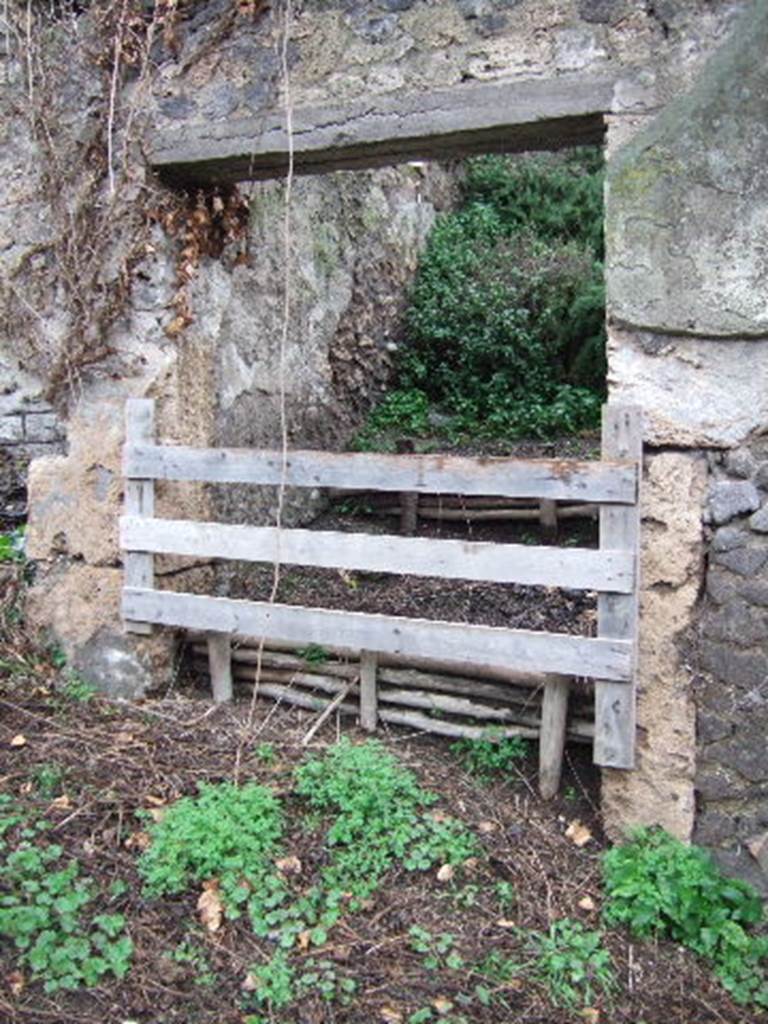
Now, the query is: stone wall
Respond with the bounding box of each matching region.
[695,445,768,890]
[0,356,65,523]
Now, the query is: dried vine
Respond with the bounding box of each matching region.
[0,0,266,405]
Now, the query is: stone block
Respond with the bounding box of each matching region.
[705,568,738,606]
[697,709,732,745]
[23,412,62,443]
[724,448,757,479]
[709,847,767,895]
[738,579,768,608]
[755,463,768,491]
[700,599,768,648]
[607,330,768,448]
[749,504,768,533]
[606,3,768,337]
[0,415,22,443]
[695,766,735,801]
[456,0,492,17]
[699,640,766,691]
[694,810,734,846]
[711,525,745,553]
[712,546,768,577]
[707,480,760,526]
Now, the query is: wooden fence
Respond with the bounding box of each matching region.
[121,399,641,794]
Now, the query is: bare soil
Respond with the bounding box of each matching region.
[0,661,761,1024]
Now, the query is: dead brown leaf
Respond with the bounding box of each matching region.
[10,734,27,748]
[565,819,592,848]
[432,996,454,1014]
[49,794,72,810]
[496,918,516,928]
[478,820,497,834]
[297,929,311,951]
[124,830,151,851]
[275,855,302,875]
[578,895,596,912]
[242,971,258,992]
[379,1008,403,1024]
[7,971,25,997]
[197,879,224,933]
[436,864,454,883]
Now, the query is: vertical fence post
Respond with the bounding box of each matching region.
[538,499,558,543]
[359,650,378,732]
[207,633,233,703]
[124,399,156,635]
[538,675,570,799]
[594,405,642,769]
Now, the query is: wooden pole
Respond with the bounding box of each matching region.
[539,499,558,543]
[359,650,378,732]
[124,399,155,635]
[594,405,642,769]
[207,632,233,703]
[538,676,570,798]
[396,439,418,535]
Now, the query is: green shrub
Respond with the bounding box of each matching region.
[382,147,605,441]
[450,734,528,779]
[603,828,768,1007]
[138,781,284,912]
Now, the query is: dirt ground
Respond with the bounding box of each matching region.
[0,649,761,1024]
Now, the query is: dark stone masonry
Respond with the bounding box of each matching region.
[696,441,768,889]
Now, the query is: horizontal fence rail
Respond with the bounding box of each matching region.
[121,398,642,780]
[124,443,638,504]
[120,515,635,593]
[122,588,633,682]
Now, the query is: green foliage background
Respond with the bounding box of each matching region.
[371,147,606,442]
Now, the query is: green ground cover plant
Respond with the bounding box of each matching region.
[359,148,606,447]
[528,917,615,1009]
[450,734,528,779]
[0,795,132,993]
[603,827,768,1007]
[137,739,476,1016]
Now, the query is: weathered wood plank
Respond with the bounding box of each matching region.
[594,406,642,769]
[125,444,636,504]
[359,650,378,733]
[538,677,571,799]
[120,516,635,593]
[122,588,633,681]
[207,632,233,704]
[150,74,615,186]
[123,399,155,635]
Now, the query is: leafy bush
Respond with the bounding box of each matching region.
[603,828,768,1007]
[295,739,477,896]
[138,781,284,912]
[385,147,605,440]
[450,734,528,779]
[0,797,132,993]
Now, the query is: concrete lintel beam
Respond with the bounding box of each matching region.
[149,73,616,186]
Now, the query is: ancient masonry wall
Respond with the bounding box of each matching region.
[0,0,765,887]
